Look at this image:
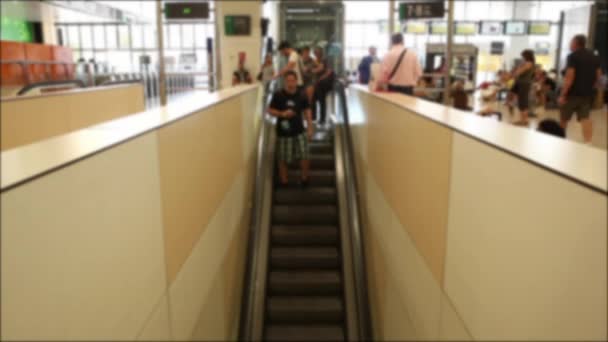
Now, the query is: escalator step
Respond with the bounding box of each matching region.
[267,296,343,324]
[310,142,333,154]
[274,187,337,205]
[270,247,340,269]
[285,170,335,187]
[271,225,339,246]
[311,131,333,142]
[288,154,335,170]
[272,205,338,225]
[269,271,342,295]
[265,325,345,342]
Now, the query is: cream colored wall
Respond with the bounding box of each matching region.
[349,88,607,341]
[1,86,262,341]
[1,84,145,151]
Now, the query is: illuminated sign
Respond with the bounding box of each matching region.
[480,21,504,35]
[225,15,251,36]
[505,21,527,35]
[165,2,209,20]
[528,21,551,35]
[399,1,444,20]
[404,21,429,34]
[430,21,447,34]
[455,22,477,35]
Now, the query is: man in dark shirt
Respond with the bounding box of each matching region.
[559,34,602,144]
[232,59,252,86]
[358,46,379,84]
[268,70,314,186]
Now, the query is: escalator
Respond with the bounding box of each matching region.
[240,81,369,341]
[266,128,344,341]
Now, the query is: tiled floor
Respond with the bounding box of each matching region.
[472,98,607,150]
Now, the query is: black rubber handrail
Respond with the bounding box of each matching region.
[98,79,143,87]
[17,80,85,96]
[334,79,373,340]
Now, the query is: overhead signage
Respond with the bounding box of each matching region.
[480,21,504,35]
[455,22,477,35]
[404,21,429,34]
[505,21,527,35]
[528,21,551,35]
[225,15,251,36]
[399,1,445,20]
[165,2,210,20]
[430,21,447,34]
[490,41,505,55]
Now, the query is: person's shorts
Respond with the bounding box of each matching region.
[277,133,309,164]
[516,81,531,110]
[560,96,593,121]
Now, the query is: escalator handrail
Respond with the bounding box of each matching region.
[238,81,277,341]
[334,79,373,340]
[16,80,85,96]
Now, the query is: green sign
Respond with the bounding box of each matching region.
[224,15,251,36]
[0,16,35,42]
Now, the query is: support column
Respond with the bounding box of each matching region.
[444,0,454,105]
[156,0,167,106]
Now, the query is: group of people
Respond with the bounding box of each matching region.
[354,33,602,144]
[236,41,336,187]
[478,34,601,143]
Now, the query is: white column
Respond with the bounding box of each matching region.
[216,0,263,89]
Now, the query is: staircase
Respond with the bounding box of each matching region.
[264,127,345,341]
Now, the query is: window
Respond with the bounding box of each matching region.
[106,25,118,49]
[94,25,106,49]
[118,25,130,48]
[182,24,194,49]
[132,25,144,49]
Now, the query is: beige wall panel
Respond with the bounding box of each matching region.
[347,89,369,165]
[137,295,172,341]
[365,93,452,285]
[382,274,418,341]
[365,173,442,340]
[158,97,244,284]
[445,133,607,340]
[240,87,262,164]
[364,222,387,339]
[169,172,246,340]
[1,85,144,150]
[190,276,227,341]
[0,133,166,340]
[439,293,472,341]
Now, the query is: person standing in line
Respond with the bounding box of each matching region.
[559,34,602,145]
[258,53,275,97]
[268,71,314,187]
[311,47,335,126]
[379,33,422,95]
[300,46,317,112]
[232,55,253,86]
[358,46,379,85]
[511,49,536,126]
[276,41,304,89]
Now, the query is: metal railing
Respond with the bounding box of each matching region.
[239,80,277,341]
[16,80,85,96]
[333,79,372,340]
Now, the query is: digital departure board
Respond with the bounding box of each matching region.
[399,1,445,20]
[480,21,504,35]
[404,21,429,34]
[165,2,209,20]
[455,22,478,35]
[430,21,447,34]
[225,15,251,36]
[505,21,527,35]
[528,21,551,35]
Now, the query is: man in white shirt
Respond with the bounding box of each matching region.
[380,33,422,95]
[276,41,303,87]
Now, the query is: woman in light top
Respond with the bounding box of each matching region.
[511,49,536,126]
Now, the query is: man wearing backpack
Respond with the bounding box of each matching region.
[380,33,422,95]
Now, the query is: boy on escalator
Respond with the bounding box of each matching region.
[268,70,314,187]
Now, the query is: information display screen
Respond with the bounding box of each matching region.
[399,1,445,20]
[430,21,447,34]
[480,21,504,35]
[455,22,478,35]
[224,15,251,36]
[165,2,209,20]
[505,21,527,35]
[528,21,551,35]
[404,21,429,34]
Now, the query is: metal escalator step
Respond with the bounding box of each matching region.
[271,225,339,246]
[311,131,333,142]
[269,271,342,295]
[265,324,345,342]
[272,205,338,225]
[274,187,337,205]
[286,170,335,187]
[310,142,334,154]
[267,296,343,324]
[288,154,335,170]
[270,247,339,269]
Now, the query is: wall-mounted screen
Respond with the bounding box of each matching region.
[404,21,429,34]
[224,15,251,36]
[455,22,478,35]
[430,21,447,34]
[505,21,527,35]
[165,2,209,20]
[534,41,551,55]
[480,21,504,35]
[529,21,551,35]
